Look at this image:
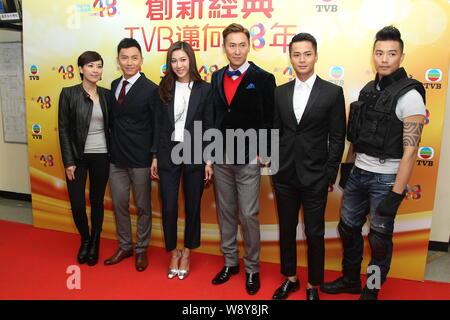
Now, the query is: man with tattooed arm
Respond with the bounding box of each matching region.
[320,26,426,300]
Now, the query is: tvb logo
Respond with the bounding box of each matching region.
[31,124,43,140]
[29,65,39,80]
[423,69,442,90]
[316,0,338,12]
[416,147,434,167]
[329,66,344,86]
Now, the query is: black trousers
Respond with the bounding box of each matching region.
[159,165,204,252]
[66,153,110,239]
[273,175,328,286]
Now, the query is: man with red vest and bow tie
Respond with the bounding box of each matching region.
[210,23,276,295]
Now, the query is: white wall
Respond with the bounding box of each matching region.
[0,29,30,194]
[430,67,450,244]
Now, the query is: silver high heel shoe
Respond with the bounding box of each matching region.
[167,250,181,279]
[178,250,190,280]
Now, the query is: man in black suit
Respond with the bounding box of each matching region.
[271,33,346,300]
[103,38,158,272]
[210,23,276,295]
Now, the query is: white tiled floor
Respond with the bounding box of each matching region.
[426,250,450,283]
[0,196,448,283]
[0,197,32,225]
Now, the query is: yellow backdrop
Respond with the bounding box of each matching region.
[23,0,449,281]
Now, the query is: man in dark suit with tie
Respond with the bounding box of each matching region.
[271,33,346,300]
[103,38,158,272]
[210,23,276,295]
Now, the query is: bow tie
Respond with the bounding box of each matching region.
[226,69,242,78]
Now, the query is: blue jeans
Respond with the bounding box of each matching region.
[340,166,398,284]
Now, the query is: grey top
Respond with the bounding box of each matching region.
[84,103,107,153]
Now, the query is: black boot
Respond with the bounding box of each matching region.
[320,275,361,294]
[320,264,362,294]
[77,237,90,264]
[86,231,101,266]
[321,221,363,294]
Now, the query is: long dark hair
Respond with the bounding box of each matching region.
[159,41,203,104]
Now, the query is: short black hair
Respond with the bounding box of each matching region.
[77,51,103,80]
[117,38,142,56]
[374,26,404,53]
[289,33,317,55]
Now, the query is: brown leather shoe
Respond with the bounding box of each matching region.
[104,249,133,266]
[135,252,148,272]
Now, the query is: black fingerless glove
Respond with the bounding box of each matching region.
[376,190,406,217]
[338,163,354,189]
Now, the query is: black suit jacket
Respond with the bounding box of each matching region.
[211,62,276,163]
[109,73,158,168]
[153,81,213,171]
[273,76,346,188]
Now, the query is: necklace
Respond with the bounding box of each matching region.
[82,85,97,97]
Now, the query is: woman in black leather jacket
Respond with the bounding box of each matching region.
[58,51,110,266]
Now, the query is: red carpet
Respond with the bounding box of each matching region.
[0,220,449,300]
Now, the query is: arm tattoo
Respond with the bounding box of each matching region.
[403,122,424,146]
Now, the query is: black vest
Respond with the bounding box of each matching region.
[347,68,425,160]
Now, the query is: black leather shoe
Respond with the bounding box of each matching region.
[272,278,300,300]
[306,288,320,300]
[359,286,379,300]
[86,232,101,266]
[77,238,90,264]
[212,266,239,285]
[246,272,260,295]
[320,276,361,294]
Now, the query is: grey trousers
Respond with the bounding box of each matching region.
[213,163,261,273]
[109,163,152,254]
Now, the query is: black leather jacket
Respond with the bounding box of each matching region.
[58,84,111,167]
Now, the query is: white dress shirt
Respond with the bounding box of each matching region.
[293,73,317,124]
[228,61,250,80]
[173,81,193,142]
[114,72,141,100]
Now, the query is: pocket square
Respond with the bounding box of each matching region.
[246,83,256,89]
